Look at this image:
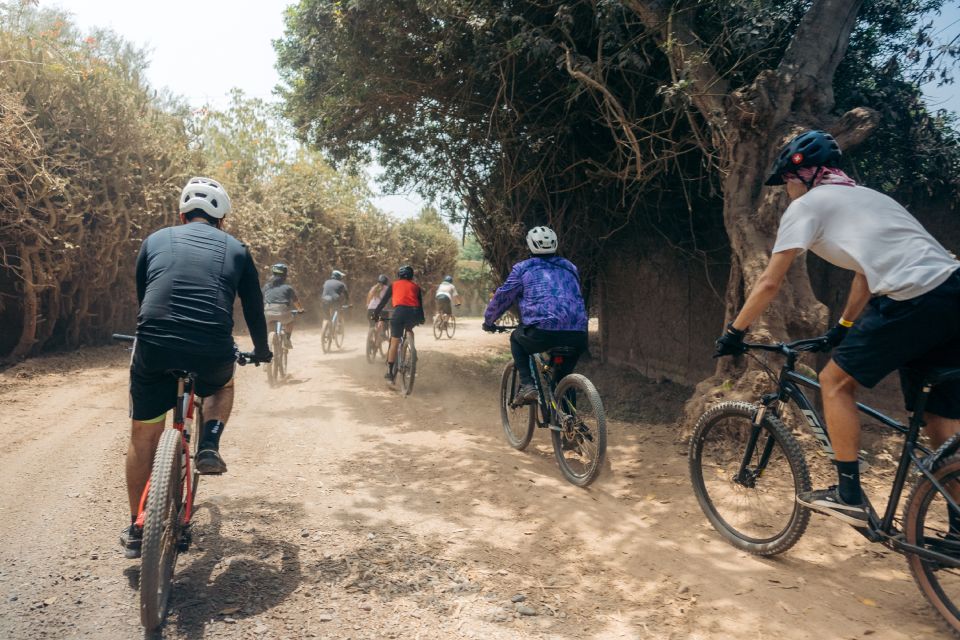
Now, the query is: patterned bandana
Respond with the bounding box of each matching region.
[784,166,857,188]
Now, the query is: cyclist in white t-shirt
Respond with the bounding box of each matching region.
[715,130,960,526]
[435,275,462,318]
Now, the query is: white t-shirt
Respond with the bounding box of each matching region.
[435,282,458,299]
[772,185,959,300]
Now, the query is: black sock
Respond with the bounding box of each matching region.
[199,420,225,450]
[835,460,862,504]
[131,514,137,526]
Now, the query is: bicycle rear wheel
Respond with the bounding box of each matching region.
[551,374,606,487]
[399,335,416,396]
[321,321,333,353]
[366,326,378,363]
[267,333,281,385]
[334,315,345,349]
[689,401,811,555]
[499,362,534,450]
[140,428,185,630]
[433,315,443,340]
[277,340,287,380]
[904,454,960,635]
[445,315,456,339]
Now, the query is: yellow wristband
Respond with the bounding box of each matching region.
[839,317,854,328]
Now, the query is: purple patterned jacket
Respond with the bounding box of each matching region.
[484,257,588,332]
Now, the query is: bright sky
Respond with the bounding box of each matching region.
[49,0,427,219]
[53,0,960,208]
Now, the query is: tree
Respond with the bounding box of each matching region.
[277,0,960,419]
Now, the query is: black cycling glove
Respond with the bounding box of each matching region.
[812,323,850,353]
[255,348,274,364]
[482,323,497,333]
[714,324,747,357]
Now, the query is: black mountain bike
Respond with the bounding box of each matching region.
[366,314,390,363]
[433,310,456,339]
[395,328,417,396]
[691,337,960,633]
[493,326,606,487]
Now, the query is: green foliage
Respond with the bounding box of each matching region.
[276,0,960,279]
[0,5,197,357]
[194,92,458,303]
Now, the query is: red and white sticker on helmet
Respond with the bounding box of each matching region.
[791,152,804,164]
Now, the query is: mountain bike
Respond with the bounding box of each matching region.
[366,313,390,363]
[492,326,606,487]
[267,309,302,385]
[433,309,456,339]
[113,334,261,631]
[395,328,417,395]
[321,304,349,353]
[693,337,960,633]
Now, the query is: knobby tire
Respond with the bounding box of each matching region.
[905,454,960,636]
[552,373,606,487]
[499,362,534,450]
[140,428,184,630]
[689,401,811,556]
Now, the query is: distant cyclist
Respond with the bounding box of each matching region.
[262,263,304,348]
[434,275,462,319]
[321,269,349,325]
[482,226,588,403]
[123,177,271,557]
[715,130,960,526]
[366,274,390,325]
[373,265,425,382]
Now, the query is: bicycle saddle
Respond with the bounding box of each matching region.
[547,346,580,358]
[165,369,195,379]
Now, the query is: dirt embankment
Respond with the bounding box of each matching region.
[0,321,949,639]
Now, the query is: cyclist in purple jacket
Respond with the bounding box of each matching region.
[483,226,588,403]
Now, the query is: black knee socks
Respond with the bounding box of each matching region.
[835,460,863,505]
[199,420,225,450]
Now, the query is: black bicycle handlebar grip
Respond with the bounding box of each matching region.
[112,333,135,342]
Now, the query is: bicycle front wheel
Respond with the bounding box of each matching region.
[366,327,378,363]
[268,333,281,385]
[321,321,332,353]
[552,374,606,487]
[334,316,345,349]
[445,315,456,339]
[140,428,185,630]
[689,401,811,555]
[399,336,416,395]
[904,454,960,635]
[500,362,534,450]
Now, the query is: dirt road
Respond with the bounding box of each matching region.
[0,321,950,639]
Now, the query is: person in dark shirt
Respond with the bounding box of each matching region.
[262,263,304,348]
[320,269,349,328]
[122,177,271,559]
[373,265,425,382]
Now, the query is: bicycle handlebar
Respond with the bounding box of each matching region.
[113,333,263,366]
[741,336,826,355]
[488,325,519,333]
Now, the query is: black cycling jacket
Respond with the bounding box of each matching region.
[263,280,297,305]
[135,221,269,359]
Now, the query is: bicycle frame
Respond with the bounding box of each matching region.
[135,373,197,529]
[528,353,560,429]
[750,344,960,566]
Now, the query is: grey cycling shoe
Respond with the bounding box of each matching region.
[120,524,143,559]
[196,449,227,475]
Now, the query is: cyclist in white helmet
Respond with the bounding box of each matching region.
[122,177,271,558]
[483,226,588,403]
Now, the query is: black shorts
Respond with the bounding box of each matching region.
[436,296,453,315]
[129,341,235,421]
[390,305,422,339]
[833,270,960,418]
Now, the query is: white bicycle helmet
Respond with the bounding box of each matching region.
[526,226,558,254]
[178,177,232,219]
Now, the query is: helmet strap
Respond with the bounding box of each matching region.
[801,166,823,190]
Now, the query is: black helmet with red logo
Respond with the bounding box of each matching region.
[765,130,842,186]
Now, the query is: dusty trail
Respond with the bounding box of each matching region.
[0,321,950,639]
